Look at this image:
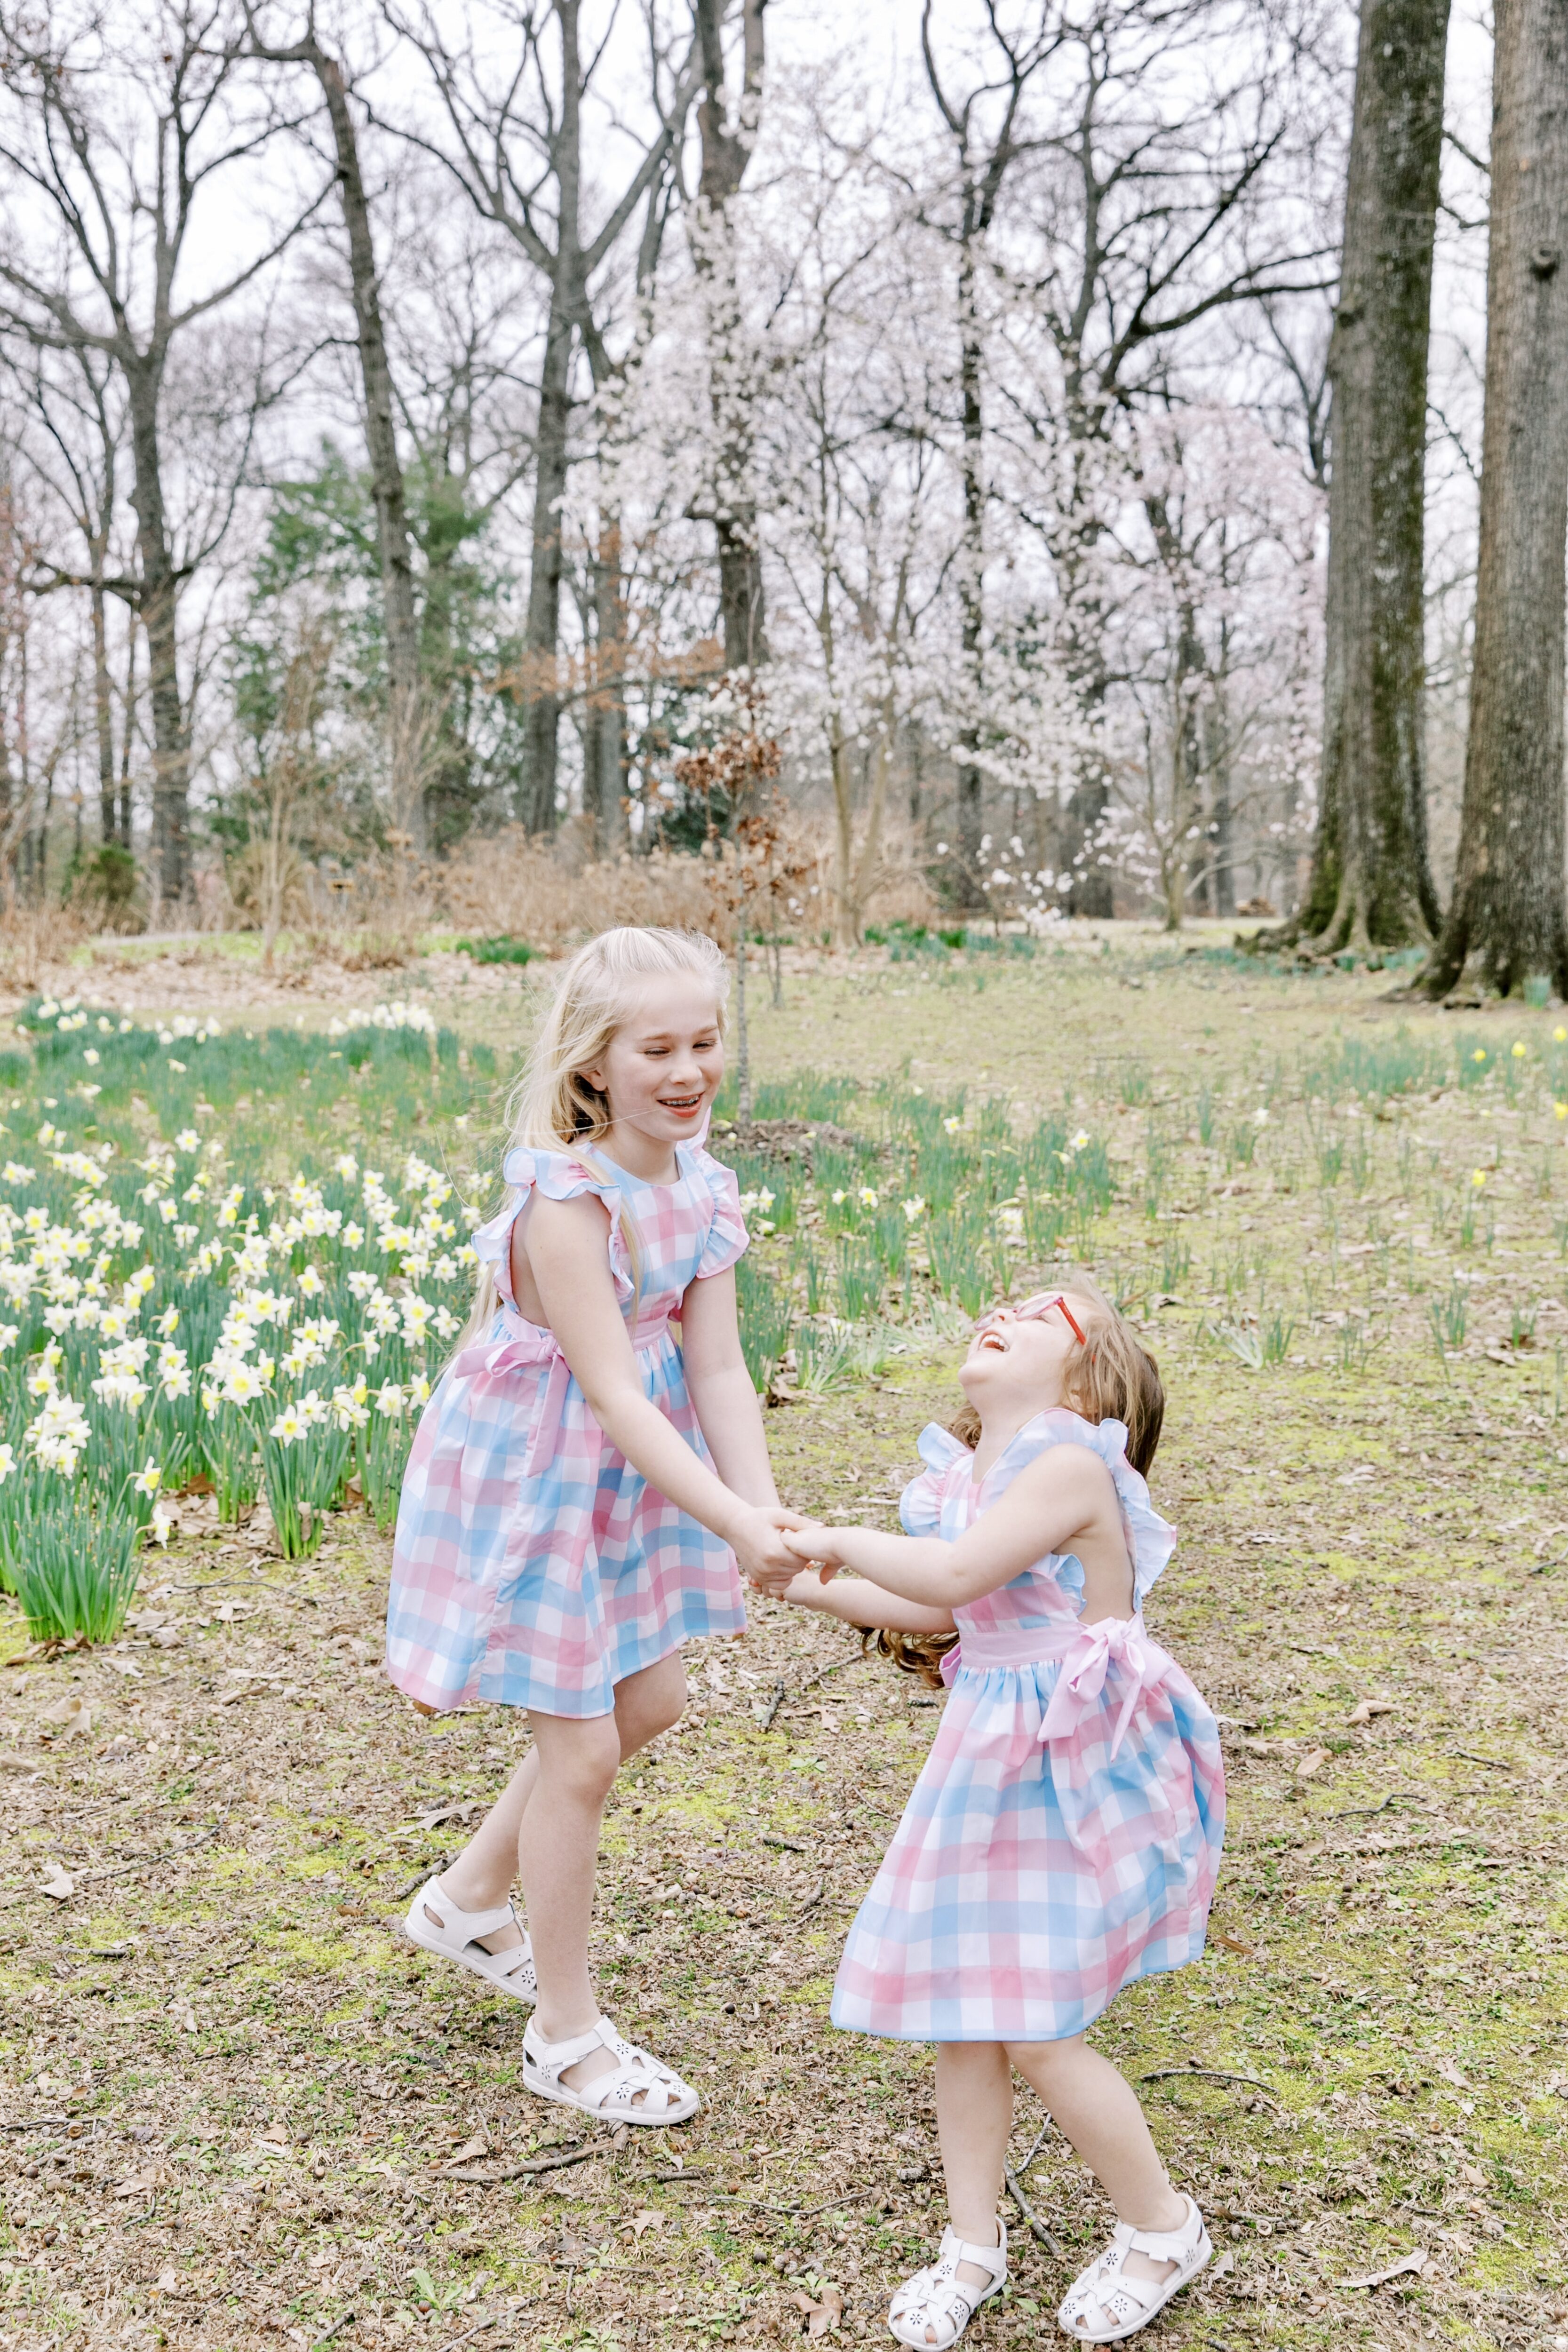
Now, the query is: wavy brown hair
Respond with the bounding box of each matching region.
[854,1273,1164,1687]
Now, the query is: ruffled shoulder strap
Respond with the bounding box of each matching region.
[983,1407,1177,1605]
[686,1144,750,1280]
[472,1145,632,1305]
[899,1422,973,1537]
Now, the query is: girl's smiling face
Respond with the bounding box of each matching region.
[584,978,725,1147]
[958,1294,1093,1418]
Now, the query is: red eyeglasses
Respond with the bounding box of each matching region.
[976,1292,1087,1345]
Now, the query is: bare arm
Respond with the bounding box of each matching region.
[518,1192,799,1578]
[778,1447,1134,1618]
[679,1267,779,1508]
[776,1568,956,1634]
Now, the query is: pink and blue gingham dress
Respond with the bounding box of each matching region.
[832,1409,1225,2043]
[385,1141,749,1719]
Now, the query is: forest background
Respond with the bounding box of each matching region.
[0,0,1553,997]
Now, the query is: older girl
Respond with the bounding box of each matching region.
[772,1281,1224,2344]
[386,926,801,2125]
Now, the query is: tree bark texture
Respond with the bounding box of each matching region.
[312,49,425,855]
[1423,0,1568,997]
[1296,0,1449,950]
[124,367,189,908]
[694,0,768,674]
[89,582,118,846]
[518,284,573,834]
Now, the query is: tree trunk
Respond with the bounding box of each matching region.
[517,286,573,834]
[125,369,189,908]
[1422,0,1568,998]
[693,0,769,674]
[311,49,425,855]
[1294,0,1449,951]
[593,512,628,853]
[90,582,116,846]
[953,238,985,909]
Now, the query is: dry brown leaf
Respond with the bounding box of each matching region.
[261,2122,290,2146]
[1340,2249,1427,2290]
[1214,1930,1258,1958]
[792,2286,843,2338]
[41,1694,93,1734]
[1347,1698,1396,1726]
[39,1861,74,1900]
[442,2135,488,2167]
[1295,1746,1331,1780]
[628,2209,664,2238]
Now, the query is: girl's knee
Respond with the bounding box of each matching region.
[1004,2033,1085,2079]
[615,1660,687,1751]
[535,1717,622,1806]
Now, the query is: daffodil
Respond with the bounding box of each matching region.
[858,1186,880,1208]
[942,1114,963,1134]
[1512,1041,1527,1059]
[1471,1169,1487,1188]
[132,1460,163,1497]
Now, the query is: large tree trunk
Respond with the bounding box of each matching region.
[953,237,985,910]
[1423,0,1568,998]
[125,370,189,908]
[1294,0,1449,951]
[517,286,573,834]
[89,582,117,846]
[311,49,425,855]
[593,512,628,853]
[693,0,768,674]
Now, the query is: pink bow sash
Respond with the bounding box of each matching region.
[1036,1619,1174,1759]
[451,1312,674,1480]
[940,1618,1176,1758]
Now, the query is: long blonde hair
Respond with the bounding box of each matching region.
[461,926,730,1343]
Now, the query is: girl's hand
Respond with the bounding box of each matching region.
[780,1522,852,1572]
[729,1503,810,1589]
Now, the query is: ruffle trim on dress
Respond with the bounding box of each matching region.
[899,1406,1176,1607]
[690,1148,749,1279]
[473,1145,635,1303]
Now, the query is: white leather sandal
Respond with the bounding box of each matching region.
[520,2013,699,2126]
[889,2220,1008,2348]
[402,1874,538,2002]
[1057,2195,1210,2342]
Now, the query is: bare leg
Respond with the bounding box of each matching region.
[1007,2035,1189,2323]
[432,1651,687,2092]
[918,2044,1011,2336]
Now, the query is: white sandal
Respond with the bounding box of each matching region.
[1057,2195,1210,2342]
[520,2013,700,2126]
[889,2220,1008,2348]
[402,1874,538,2002]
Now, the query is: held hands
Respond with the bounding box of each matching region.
[767,1520,852,1591]
[729,1503,812,1589]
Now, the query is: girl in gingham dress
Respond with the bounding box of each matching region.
[770,1279,1224,2345]
[385,927,803,2125]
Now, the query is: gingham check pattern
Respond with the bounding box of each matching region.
[385,1142,748,1719]
[832,1411,1226,2042]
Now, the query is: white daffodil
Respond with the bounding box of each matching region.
[132,1460,162,1497]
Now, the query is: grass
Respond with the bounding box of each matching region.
[0,933,1565,2352]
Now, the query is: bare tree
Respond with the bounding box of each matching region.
[691,0,769,673]
[987,0,1334,914]
[1421,0,1568,1000]
[921,0,1062,906]
[1289,0,1449,953]
[0,0,326,904]
[244,8,426,851]
[383,0,694,834]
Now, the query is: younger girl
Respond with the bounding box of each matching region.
[772,1282,1224,2344]
[386,926,801,2125]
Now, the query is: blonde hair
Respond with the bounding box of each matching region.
[862,1271,1165,1689]
[460,926,729,1345]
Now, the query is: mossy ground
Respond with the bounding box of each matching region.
[2,930,1565,2352]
